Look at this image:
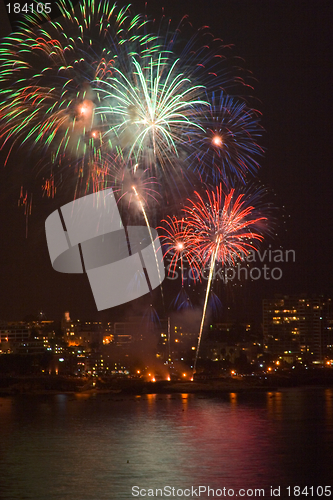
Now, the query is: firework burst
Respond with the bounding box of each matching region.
[96,52,207,181]
[188,92,264,184]
[158,215,202,284]
[183,183,268,266]
[0,0,159,163]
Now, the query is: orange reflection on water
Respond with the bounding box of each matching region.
[181,394,188,410]
[266,391,283,420]
[229,392,238,405]
[146,393,156,406]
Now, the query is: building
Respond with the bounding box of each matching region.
[0,324,30,353]
[263,295,333,362]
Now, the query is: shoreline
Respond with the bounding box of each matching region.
[0,374,332,396]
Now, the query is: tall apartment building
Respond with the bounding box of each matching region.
[263,295,333,362]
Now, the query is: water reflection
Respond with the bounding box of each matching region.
[229,392,238,405]
[266,391,283,419]
[0,388,332,500]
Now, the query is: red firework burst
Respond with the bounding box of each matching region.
[182,183,267,267]
[158,215,202,283]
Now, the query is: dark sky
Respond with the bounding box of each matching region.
[0,0,332,322]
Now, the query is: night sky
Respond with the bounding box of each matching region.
[0,0,332,322]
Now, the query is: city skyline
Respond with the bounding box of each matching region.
[2,291,333,368]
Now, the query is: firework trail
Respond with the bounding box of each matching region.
[132,185,165,310]
[18,187,32,238]
[141,303,161,332]
[77,152,162,216]
[180,183,269,373]
[170,286,193,311]
[108,155,161,214]
[208,290,223,319]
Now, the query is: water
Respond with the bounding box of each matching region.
[0,388,332,499]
